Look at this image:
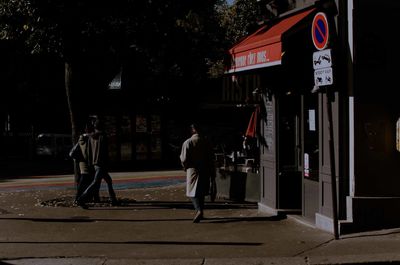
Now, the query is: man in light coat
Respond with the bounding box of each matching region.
[180,124,214,223]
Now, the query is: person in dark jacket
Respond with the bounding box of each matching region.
[76,118,118,207]
[70,120,99,204]
[74,123,94,202]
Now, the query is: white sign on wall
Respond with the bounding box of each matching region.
[313,49,332,69]
[304,153,309,177]
[308,109,316,131]
[314,67,333,86]
[313,49,333,87]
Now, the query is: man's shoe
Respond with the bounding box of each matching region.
[110,199,120,206]
[92,196,101,203]
[78,203,88,209]
[193,211,203,223]
[76,199,88,209]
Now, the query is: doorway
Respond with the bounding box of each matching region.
[302,94,319,223]
[276,93,302,210]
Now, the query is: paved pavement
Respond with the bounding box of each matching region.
[0,170,186,192]
[1,170,400,264]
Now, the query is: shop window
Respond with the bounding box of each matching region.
[150,115,162,159]
[104,116,119,161]
[120,115,133,161]
[4,114,11,133]
[397,118,400,152]
[136,115,148,160]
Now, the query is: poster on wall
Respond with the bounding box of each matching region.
[136,115,147,133]
[151,115,161,132]
[264,100,274,150]
[121,143,132,161]
[397,118,400,152]
[308,110,316,131]
[104,115,118,161]
[151,136,162,159]
[121,115,132,137]
[136,138,148,160]
[304,153,310,177]
[120,115,132,160]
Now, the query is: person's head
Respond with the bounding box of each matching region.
[94,118,104,132]
[190,123,200,135]
[84,115,97,133]
[85,120,95,134]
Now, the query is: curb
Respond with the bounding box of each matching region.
[2,256,400,265]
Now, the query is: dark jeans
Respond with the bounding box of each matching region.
[191,196,205,212]
[78,166,116,202]
[75,173,93,201]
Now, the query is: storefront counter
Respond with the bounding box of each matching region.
[215,165,260,202]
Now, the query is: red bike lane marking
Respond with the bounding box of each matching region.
[0,175,185,191]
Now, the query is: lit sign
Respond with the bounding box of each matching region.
[228,43,282,73]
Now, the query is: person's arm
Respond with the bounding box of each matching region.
[103,134,109,165]
[180,140,189,170]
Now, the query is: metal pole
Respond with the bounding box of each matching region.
[326,88,339,239]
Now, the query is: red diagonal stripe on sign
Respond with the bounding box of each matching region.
[316,21,326,43]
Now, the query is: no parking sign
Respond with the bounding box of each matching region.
[311,12,329,50]
[311,12,332,86]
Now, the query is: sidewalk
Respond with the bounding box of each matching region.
[1,172,400,264]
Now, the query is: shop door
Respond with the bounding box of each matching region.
[302,94,319,223]
[277,95,302,210]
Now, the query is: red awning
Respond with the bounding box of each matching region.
[227,8,315,74]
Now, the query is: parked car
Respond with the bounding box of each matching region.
[36,133,72,159]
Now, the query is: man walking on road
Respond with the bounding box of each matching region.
[180,124,214,223]
[72,119,98,204]
[77,118,118,207]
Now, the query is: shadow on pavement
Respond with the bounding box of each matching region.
[206,215,286,223]
[0,215,285,224]
[340,228,400,240]
[40,197,259,210]
[0,240,262,246]
[0,159,73,179]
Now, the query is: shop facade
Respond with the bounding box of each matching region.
[91,87,192,170]
[226,0,400,235]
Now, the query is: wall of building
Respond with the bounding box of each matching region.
[341,0,400,233]
[353,0,400,197]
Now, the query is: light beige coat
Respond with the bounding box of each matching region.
[180,134,212,197]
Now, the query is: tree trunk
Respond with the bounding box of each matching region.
[65,62,77,142]
[64,61,80,185]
